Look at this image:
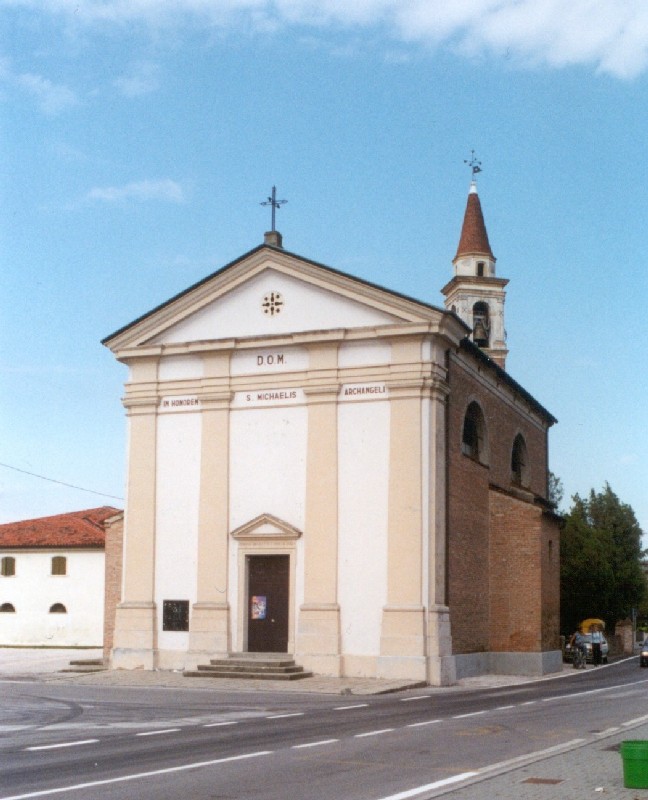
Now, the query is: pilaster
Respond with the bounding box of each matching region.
[297,343,341,675]
[187,363,233,664]
[378,339,426,680]
[426,375,456,685]
[112,366,159,669]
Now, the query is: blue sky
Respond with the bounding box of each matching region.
[1,1,646,534]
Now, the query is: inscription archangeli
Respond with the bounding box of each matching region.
[340,383,388,400]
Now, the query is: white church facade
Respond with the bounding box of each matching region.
[103,183,561,685]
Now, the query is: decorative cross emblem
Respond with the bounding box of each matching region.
[260,186,287,232]
[464,150,482,179]
[262,291,284,316]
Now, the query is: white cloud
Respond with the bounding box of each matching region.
[86,178,185,203]
[4,0,648,78]
[86,179,186,204]
[0,56,79,114]
[113,61,159,97]
[15,71,79,113]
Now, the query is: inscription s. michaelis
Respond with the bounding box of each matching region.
[245,390,297,402]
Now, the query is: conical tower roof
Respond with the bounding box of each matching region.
[454,183,495,261]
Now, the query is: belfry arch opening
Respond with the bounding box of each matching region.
[472,302,490,347]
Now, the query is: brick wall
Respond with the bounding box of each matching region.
[102,513,123,663]
[489,489,560,652]
[447,351,559,656]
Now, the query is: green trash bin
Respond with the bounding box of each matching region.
[620,741,648,789]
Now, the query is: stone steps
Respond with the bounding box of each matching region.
[184,654,313,681]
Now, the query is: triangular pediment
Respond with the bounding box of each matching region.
[103,245,451,353]
[231,513,302,541]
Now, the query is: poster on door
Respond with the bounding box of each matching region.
[251,595,267,620]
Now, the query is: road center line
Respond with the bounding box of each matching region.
[453,711,486,719]
[495,705,515,710]
[292,739,339,749]
[400,696,429,702]
[406,720,441,728]
[203,721,238,728]
[335,703,369,710]
[26,740,99,752]
[2,751,273,800]
[267,713,304,719]
[136,729,180,737]
[355,729,394,738]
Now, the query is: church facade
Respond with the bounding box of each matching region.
[103,182,561,684]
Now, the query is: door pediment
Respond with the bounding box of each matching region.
[231,513,302,541]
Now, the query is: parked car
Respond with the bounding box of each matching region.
[564,633,609,664]
[639,641,648,667]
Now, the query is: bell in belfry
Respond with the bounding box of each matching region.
[473,317,489,347]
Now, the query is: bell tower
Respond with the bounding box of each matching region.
[441,156,509,369]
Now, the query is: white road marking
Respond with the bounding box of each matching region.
[354,728,394,738]
[334,703,369,710]
[1,751,273,799]
[267,713,304,719]
[595,727,620,736]
[400,696,429,702]
[135,729,180,737]
[373,772,479,799]
[203,721,238,728]
[495,705,515,710]
[292,739,339,749]
[406,719,441,728]
[623,714,648,727]
[453,710,486,719]
[26,740,99,752]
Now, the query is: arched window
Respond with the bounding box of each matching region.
[462,401,488,463]
[472,302,490,347]
[51,556,67,576]
[1,556,15,577]
[49,603,67,614]
[0,602,15,613]
[511,434,530,487]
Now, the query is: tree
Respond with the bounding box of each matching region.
[560,484,646,635]
[548,471,564,511]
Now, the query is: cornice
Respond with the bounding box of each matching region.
[441,275,509,297]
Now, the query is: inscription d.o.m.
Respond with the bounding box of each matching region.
[257,353,285,366]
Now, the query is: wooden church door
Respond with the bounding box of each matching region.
[247,555,289,653]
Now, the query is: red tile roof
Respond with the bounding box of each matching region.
[454,188,494,260]
[0,506,121,549]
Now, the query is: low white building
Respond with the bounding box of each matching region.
[0,507,119,647]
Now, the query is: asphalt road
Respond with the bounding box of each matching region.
[1,658,646,800]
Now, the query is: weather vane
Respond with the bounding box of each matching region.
[260,186,287,232]
[464,150,482,181]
